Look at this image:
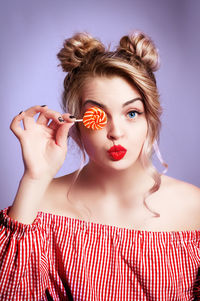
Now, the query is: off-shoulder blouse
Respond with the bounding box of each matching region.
[0,206,200,300]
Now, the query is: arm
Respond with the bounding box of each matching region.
[8,105,74,224]
[0,105,74,299]
[8,174,51,224]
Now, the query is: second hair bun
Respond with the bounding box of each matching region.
[117,31,160,72]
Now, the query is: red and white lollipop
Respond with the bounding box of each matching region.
[75,107,107,130]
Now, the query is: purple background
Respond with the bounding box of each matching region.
[0,0,199,209]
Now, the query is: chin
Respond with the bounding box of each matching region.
[100,157,138,172]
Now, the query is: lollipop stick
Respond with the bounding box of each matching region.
[74,119,83,122]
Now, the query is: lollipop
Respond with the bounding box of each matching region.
[75,107,107,130]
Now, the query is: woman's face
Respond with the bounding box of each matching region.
[78,75,148,171]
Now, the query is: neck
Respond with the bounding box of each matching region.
[80,159,154,199]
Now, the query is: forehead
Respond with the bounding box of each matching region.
[81,76,143,108]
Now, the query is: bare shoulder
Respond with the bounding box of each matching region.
[160,174,200,210]
[161,174,200,195]
[148,175,200,230]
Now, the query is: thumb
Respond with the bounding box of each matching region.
[55,121,74,147]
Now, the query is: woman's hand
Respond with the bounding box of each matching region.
[10,105,75,180]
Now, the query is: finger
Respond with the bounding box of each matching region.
[55,121,75,147]
[10,111,25,139]
[62,113,77,123]
[23,105,49,117]
[46,113,75,131]
[23,106,64,129]
[42,109,67,125]
[36,112,49,125]
[22,105,49,129]
[48,119,59,131]
[61,113,76,138]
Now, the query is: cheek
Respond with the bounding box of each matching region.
[130,121,148,146]
[140,123,148,140]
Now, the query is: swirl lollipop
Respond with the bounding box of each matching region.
[75,107,107,130]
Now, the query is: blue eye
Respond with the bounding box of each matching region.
[127,111,138,119]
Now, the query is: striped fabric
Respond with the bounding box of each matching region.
[0,206,200,300]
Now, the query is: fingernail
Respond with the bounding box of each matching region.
[18,111,23,115]
[41,105,47,107]
[69,115,76,119]
[58,117,65,122]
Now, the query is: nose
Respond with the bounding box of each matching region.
[106,117,125,141]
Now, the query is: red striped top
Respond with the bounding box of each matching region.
[0,206,200,300]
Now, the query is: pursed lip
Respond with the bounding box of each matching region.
[107,145,127,153]
[107,144,127,161]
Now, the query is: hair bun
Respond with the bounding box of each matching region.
[57,33,105,72]
[117,31,160,72]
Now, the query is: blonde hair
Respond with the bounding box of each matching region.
[57,31,168,218]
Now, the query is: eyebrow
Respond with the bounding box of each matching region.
[82,97,143,109]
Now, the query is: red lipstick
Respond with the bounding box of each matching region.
[107,145,127,161]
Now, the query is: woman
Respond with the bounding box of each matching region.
[0,31,200,300]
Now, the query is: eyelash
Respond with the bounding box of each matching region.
[126,110,142,120]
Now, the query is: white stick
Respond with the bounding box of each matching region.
[74,119,83,122]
